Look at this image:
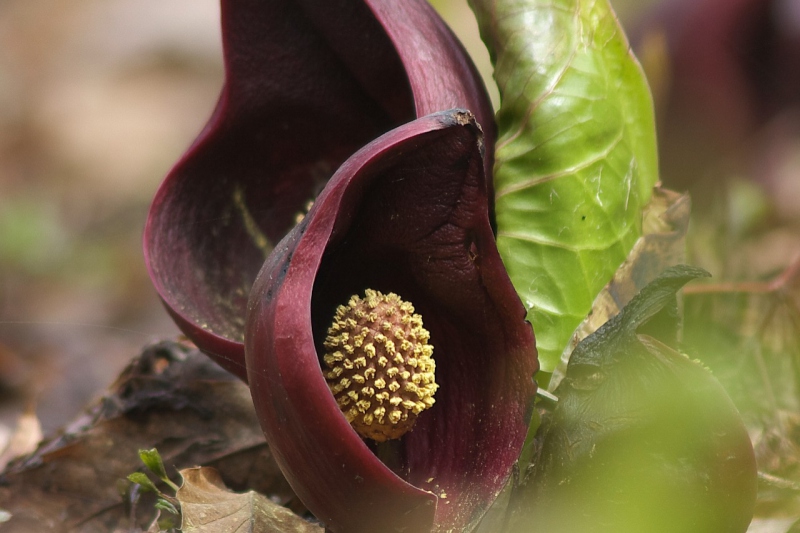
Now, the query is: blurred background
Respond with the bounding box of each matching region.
[0,0,798,476]
[0,0,224,433]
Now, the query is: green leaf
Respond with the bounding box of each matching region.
[469,0,659,373]
[127,472,160,494]
[155,498,180,516]
[548,188,691,390]
[505,267,757,533]
[139,448,180,492]
[139,448,168,479]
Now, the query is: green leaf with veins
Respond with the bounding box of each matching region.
[469,0,658,373]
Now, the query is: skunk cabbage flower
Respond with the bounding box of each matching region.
[144,0,495,380]
[245,110,538,532]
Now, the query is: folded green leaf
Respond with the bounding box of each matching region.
[138,448,168,480]
[470,0,659,374]
[155,499,179,516]
[138,448,179,492]
[127,472,159,494]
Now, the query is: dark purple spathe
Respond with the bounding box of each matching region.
[245,111,537,533]
[143,0,495,380]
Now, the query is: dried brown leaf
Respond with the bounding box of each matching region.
[178,466,321,533]
[0,340,297,532]
[0,404,42,471]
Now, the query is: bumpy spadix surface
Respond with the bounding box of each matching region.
[323,289,437,442]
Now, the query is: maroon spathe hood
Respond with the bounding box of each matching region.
[143,0,495,380]
[245,110,538,532]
